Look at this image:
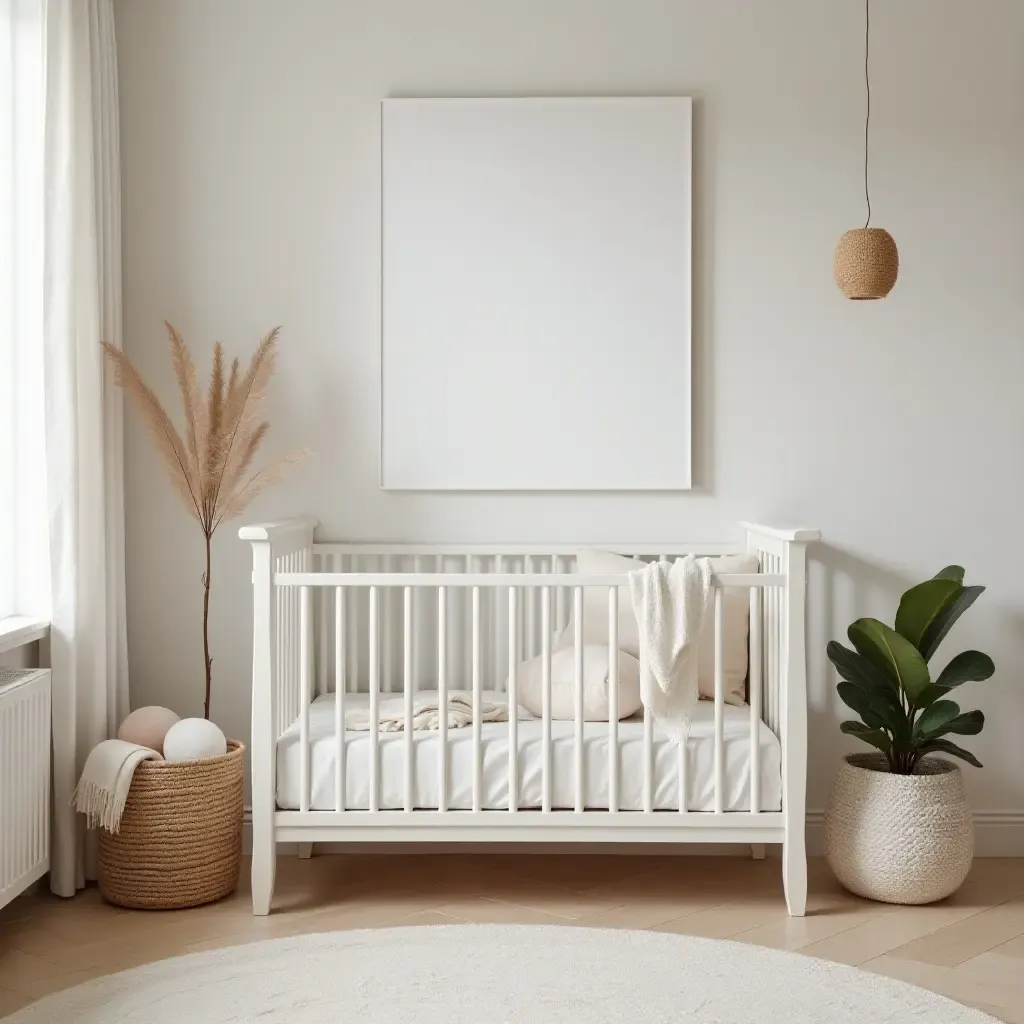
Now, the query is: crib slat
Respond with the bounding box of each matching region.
[346,555,357,693]
[749,585,762,814]
[643,708,654,813]
[413,555,424,693]
[335,587,345,812]
[541,586,552,814]
[472,586,482,813]
[508,586,519,813]
[526,556,535,658]
[713,586,725,814]
[369,586,379,813]
[573,586,584,814]
[494,555,504,689]
[318,563,327,697]
[555,556,566,632]
[677,729,687,814]
[299,585,311,814]
[438,585,448,813]
[608,586,619,814]
[465,555,474,686]
[404,586,414,813]
[382,557,392,694]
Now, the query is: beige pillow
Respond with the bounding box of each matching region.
[556,548,757,706]
[509,644,643,721]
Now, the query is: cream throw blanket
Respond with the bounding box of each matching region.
[629,555,713,743]
[73,739,163,833]
[345,691,509,732]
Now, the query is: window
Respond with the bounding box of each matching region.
[0,0,47,620]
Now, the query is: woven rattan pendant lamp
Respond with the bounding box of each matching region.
[834,0,898,299]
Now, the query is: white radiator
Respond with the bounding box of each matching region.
[0,668,51,909]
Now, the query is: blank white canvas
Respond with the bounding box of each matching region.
[381,97,692,490]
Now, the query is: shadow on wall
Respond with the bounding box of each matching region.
[805,544,917,806]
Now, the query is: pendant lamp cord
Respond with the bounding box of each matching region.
[863,0,872,228]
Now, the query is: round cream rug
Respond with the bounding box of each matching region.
[7,925,995,1022]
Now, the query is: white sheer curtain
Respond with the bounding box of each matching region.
[2,0,129,897]
[0,0,47,622]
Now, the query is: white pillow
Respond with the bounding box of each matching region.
[555,549,757,706]
[509,644,643,721]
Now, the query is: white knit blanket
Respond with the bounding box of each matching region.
[73,739,163,833]
[629,555,713,743]
[345,691,509,732]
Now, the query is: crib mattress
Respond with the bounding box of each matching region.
[276,692,782,812]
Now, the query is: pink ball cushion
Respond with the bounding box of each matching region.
[117,706,180,754]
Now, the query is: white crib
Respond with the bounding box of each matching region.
[242,519,818,917]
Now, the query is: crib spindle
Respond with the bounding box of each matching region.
[413,555,424,693]
[526,556,535,658]
[494,555,504,688]
[368,585,379,813]
[508,586,519,813]
[643,708,654,813]
[317,563,327,697]
[438,585,448,813]
[749,585,762,814]
[299,585,311,813]
[713,586,725,815]
[346,555,357,694]
[382,557,393,694]
[335,586,345,812]
[573,586,584,814]
[404,586,414,813]
[472,586,482,813]
[608,586,619,814]
[541,586,552,814]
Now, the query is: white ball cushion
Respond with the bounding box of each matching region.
[117,706,180,754]
[555,549,758,706]
[509,644,643,721]
[162,718,228,762]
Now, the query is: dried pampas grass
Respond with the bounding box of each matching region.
[103,324,306,719]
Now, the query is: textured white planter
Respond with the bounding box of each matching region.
[824,753,973,905]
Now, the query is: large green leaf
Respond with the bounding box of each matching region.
[837,682,885,728]
[913,683,952,708]
[837,683,908,740]
[935,650,995,688]
[895,578,961,653]
[913,699,961,739]
[933,566,965,583]
[918,737,982,768]
[943,710,985,736]
[840,720,893,758]
[826,641,899,698]
[848,618,931,703]
[919,585,985,662]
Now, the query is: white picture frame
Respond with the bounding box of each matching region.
[380,96,692,491]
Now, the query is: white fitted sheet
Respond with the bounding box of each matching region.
[276,691,782,812]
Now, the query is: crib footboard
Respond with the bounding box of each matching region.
[243,519,817,918]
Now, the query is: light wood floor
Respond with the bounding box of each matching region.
[2,854,1023,1021]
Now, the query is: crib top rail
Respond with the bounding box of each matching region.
[273,571,786,589]
[313,542,744,557]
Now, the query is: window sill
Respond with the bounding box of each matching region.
[0,617,50,656]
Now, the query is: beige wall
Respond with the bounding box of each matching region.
[114,0,1024,829]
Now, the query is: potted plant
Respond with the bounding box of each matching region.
[98,325,303,908]
[823,566,994,904]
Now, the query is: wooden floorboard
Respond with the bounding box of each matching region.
[1,855,1022,1021]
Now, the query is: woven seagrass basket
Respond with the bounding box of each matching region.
[98,740,245,909]
[824,752,973,905]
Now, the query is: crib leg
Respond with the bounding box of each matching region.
[297,842,313,860]
[251,827,276,917]
[751,843,766,860]
[782,833,807,917]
